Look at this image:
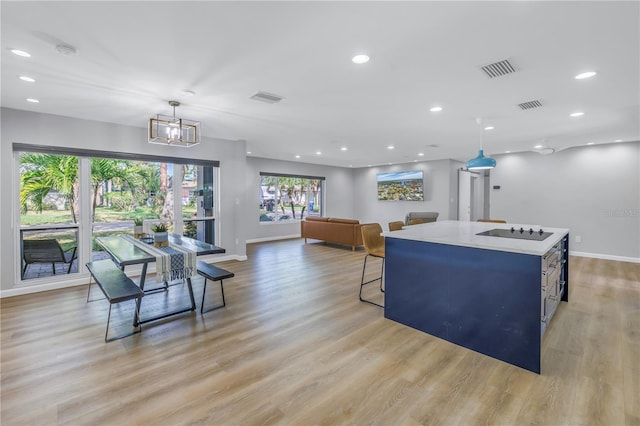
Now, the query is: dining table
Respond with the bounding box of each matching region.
[95,233,225,325]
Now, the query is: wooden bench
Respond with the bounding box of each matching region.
[196,260,234,314]
[86,260,144,342]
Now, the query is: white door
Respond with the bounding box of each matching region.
[472,173,484,221]
[458,170,472,221]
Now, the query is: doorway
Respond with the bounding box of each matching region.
[458,169,486,221]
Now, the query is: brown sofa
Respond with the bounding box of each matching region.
[301,217,364,251]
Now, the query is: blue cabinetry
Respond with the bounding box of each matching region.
[384,233,569,374]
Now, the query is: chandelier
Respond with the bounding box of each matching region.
[149,101,200,147]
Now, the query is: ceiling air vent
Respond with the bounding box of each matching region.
[249,91,284,104]
[480,59,516,78]
[518,100,543,110]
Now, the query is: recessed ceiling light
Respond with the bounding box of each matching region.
[316,151,321,155]
[534,144,543,149]
[26,98,40,103]
[429,106,443,112]
[505,151,511,153]
[19,76,35,82]
[340,147,348,151]
[570,112,584,117]
[180,90,195,97]
[615,139,622,142]
[295,155,300,159]
[575,71,597,80]
[247,151,252,154]
[352,54,369,64]
[586,142,595,145]
[418,153,424,157]
[484,126,495,130]
[387,145,394,150]
[11,49,31,57]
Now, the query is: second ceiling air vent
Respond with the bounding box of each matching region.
[518,100,543,110]
[250,91,284,104]
[480,59,516,78]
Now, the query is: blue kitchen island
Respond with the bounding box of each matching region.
[383,220,569,374]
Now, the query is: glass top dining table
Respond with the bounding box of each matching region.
[95,234,226,325]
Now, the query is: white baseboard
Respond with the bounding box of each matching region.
[0,254,247,299]
[570,250,640,264]
[0,276,91,298]
[246,234,301,244]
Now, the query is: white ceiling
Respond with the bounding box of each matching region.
[2,1,639,168]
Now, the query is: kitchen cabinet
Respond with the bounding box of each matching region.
[383,221,570,374]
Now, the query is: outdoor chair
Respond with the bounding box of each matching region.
[22,239,77,279]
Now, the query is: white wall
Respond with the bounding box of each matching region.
[490,142,640,261]
[3,106,636,293]
[0,107,248,292]
[245,158,460,238]
[352,160,460,229]
[245,157,356,241]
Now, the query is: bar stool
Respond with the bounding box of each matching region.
[359,223,385,307]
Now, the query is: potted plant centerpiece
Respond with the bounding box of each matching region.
[152,223,169,247]
[133,218,144,238]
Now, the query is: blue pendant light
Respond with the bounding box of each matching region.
[466,118,496,170]
[466,149,496,170]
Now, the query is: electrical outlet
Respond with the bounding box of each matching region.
[575,235,581,243]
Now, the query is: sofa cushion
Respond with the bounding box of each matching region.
[327,218,360,224]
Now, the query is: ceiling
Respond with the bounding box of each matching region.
[2,1,639,168]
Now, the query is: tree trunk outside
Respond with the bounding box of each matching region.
[159,163,173,220]
[71,181,80,223]
[161,187,174,220]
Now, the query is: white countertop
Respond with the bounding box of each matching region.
[382,220,569,256]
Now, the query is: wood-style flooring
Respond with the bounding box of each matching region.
[1,238,639,425]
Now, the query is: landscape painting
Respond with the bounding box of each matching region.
[377,171,424,201]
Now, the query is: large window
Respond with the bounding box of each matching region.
[19,153,80,279]
[259,173,324,222]
[16,144,218,282]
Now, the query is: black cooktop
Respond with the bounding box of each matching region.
[476,227,553,241]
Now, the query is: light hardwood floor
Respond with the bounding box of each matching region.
[1,239,638,425]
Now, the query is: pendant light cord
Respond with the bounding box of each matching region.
[476,117,483,151]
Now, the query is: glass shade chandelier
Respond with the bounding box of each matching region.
[149,101,200,147]
[466,118,496,170]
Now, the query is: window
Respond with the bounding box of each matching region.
[19,152,80,279]
[259,173,324,222]
[15,144,219,282]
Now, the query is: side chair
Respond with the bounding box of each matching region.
[405,211,439,225]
